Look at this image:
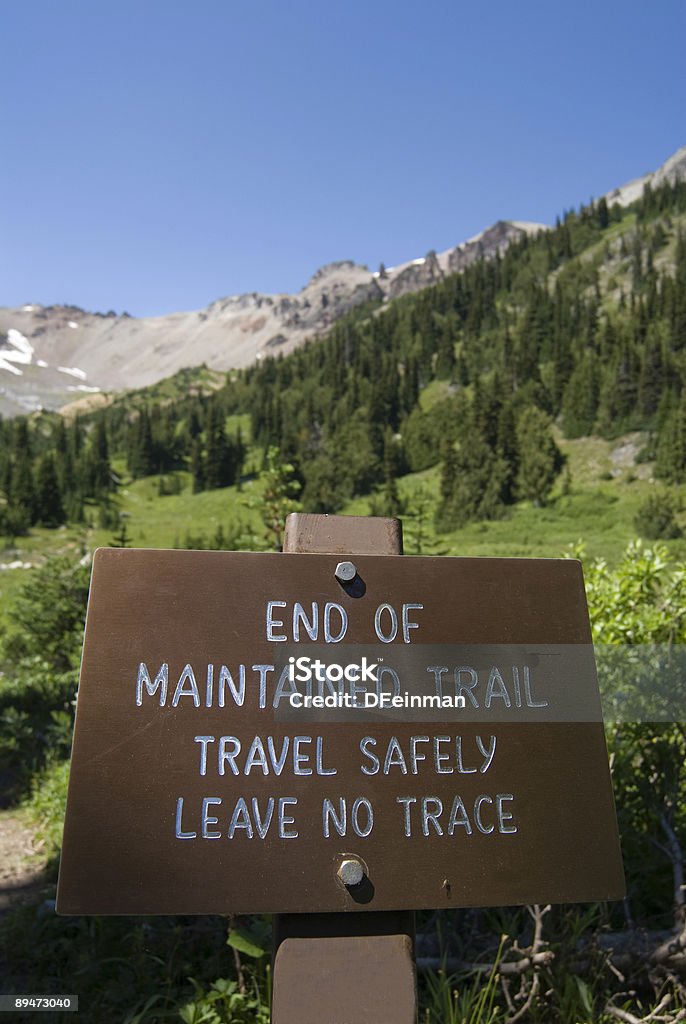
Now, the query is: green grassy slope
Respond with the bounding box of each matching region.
[3,189,686,616]
[345,431,686,561]
[1,425,683,633]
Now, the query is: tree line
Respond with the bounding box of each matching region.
[1,176,685,538]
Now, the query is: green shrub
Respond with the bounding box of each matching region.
[633,490,682,540]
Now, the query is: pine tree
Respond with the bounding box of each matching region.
[655,394,686,483]
[515,406,562,506]
[111,518,132,547]
[596,197,610,230]
[55,418,76,501]
[89,420,113,497]
[242,447,302,550]
[496,401,519,502]
[13,419,31,460]
[205,403,237,489]
[638,323,667,417]
[435,435,508,531]
[12,452,36,525]
[129,408,155,478]
[34,453,65,527]
[671,231,686,351]
[380,431,403,517]
[191,438,206,493]
[561,354,600,437]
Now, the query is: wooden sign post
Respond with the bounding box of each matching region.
[273,512,416,1024]
[56,512,625,1024]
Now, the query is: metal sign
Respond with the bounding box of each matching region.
[56,548,624,915]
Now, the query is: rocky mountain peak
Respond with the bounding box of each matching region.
[305,260,369,287]
[603,145,686,208]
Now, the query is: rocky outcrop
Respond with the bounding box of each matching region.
[603,144,686,208]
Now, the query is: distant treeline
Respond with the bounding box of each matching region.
[0,401,245,536]
[1,177,686,538]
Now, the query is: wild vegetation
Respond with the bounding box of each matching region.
[2,179,686,1021]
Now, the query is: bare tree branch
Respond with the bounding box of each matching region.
[606,992,686,1023]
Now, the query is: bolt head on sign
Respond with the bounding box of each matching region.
[337,857,366,888]
[56,548,625,916]
[335,561,357,583]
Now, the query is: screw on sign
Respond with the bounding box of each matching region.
[56,512,625,1024]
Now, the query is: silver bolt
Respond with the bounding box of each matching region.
[335,561,357,583]
[337,857,365,887]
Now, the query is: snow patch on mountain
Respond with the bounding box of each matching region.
[57,366,87,380]
[0,328,34,376]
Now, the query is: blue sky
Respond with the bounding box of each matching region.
[2,0,684,317]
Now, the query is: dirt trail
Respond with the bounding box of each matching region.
[0,810,50,914]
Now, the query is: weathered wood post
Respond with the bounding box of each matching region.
[273,512,417,1024]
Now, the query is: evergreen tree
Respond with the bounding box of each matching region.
[655,394,686,483]
[129,408,156,478]
[88,420,113,497]
[12,453,36,525]
[191,438,206,493]
[496,401,519,502]
[111,517,132,547]
[242,446,302,550]
[638,323,668,418]
[671,231,686,351]
[13,419,31,460]
[205,403,239,489]
[34,453,65,527]
[596,197,610,230]
[379,430,403,517]
[435,437,508,531]
[515,406,561,506]
[561,354,599,437]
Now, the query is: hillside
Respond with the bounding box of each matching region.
[0,222,543,418]
[0,144,683,420]
[0,166,685,598]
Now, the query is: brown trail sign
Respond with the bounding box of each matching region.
[56,512,625,1022]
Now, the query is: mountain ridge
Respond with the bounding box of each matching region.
[0,144,684,418]
[0,220,544,416]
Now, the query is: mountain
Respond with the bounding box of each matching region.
[0,222,543,417]
[1,142,686,552]
[0,144,683,418]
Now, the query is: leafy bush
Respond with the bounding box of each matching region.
[633,490,682,540]
[0,554,90,789]
[179,976,270,1024]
